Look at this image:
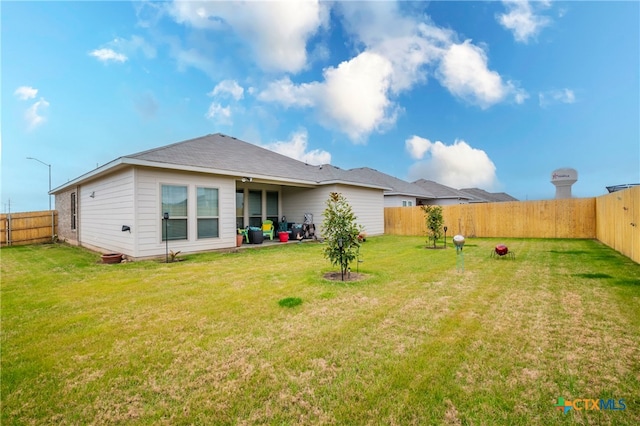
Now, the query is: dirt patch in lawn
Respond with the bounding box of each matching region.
[323,272,367,282]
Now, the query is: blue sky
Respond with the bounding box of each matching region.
[2,0,639,213]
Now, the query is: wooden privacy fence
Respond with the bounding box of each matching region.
[385,187,639,264]
[385,198,597,239]
[595,186,639,263]
[0,210,58,246]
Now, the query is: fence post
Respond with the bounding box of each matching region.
[7,212,12,246]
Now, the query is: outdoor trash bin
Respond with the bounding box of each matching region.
[248,228,264,244]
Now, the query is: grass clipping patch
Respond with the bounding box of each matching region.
[278,297,302,308]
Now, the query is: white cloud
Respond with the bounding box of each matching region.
[258,77,317,108]
[89,48,128,63]
[260,129,331,165]
[173,45,217,76]
[258,3,526,141]
[406,135,498,189]
[336,2,451,93]
[259,52,397,142]
[205,102,232,125]
[25,98,50,130]
[169,0,328,73]
[114,35,157,59]
[406,135,431,160]
[209,80,244,100]
[437,40,527,108]
[497,0,552,43]
[318,52,397,141]
[539,88,576,107]
[14,86,38,100]
[90,36,155,65]
[134,0,166,29]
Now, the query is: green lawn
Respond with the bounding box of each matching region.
[2,237,639,425]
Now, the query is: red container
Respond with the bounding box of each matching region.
[495,244,509,256]
[278,232,289,242]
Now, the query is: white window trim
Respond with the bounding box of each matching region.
[160,183,189,243]
[196,186,220,240]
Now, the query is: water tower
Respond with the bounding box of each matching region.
[551,168,578,199]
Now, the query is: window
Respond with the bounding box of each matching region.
[197,187,219,239]
[71,192,76,230]
[248,190,262,227]
[236,190,244,229]
[266,191,278,224]
[161,185,188,241]
[402,200,413,207]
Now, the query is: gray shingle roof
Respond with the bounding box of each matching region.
[52,133,519,202]
[125,133,379,187]
[52,133,391,193]
[458,188,519,202]
[413,179,472,200]
[126,133,323,182]
[346,167,435,197]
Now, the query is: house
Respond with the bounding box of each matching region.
[51,134,388,259]
[458,188,519,203]
[346,167,436,207]
[412,179,473,205]
[324,168,519,207]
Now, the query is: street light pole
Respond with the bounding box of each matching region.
[27,157,54,242]
[26,157,51,210]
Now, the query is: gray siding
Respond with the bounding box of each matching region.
[135,168,237,258]
[282,184,384,237]
[425,198,469,206]
[384,195,417,207]
[334,185,384,236]
[281,186,328,232]
[79,168,135,254]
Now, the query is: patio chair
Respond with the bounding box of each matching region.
[262,220,275,240]
[238,228,249,243]
[278,217,288,233]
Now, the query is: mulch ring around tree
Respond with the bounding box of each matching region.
[323,271,367,282]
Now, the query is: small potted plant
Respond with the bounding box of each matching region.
[101,253,123,264]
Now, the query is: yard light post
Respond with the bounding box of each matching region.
[338,237,344,281]
[27,157,53,241]
[443,226,448,248]
[163,212,169,263]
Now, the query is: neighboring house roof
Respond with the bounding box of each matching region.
[606,183,639,193]
[412,179,472,201]
[52,133,389,193]
[347,167,436,198]
[458,188,519,203]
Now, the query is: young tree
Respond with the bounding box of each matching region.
[322,192,363,278]
[421,205,444,248]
